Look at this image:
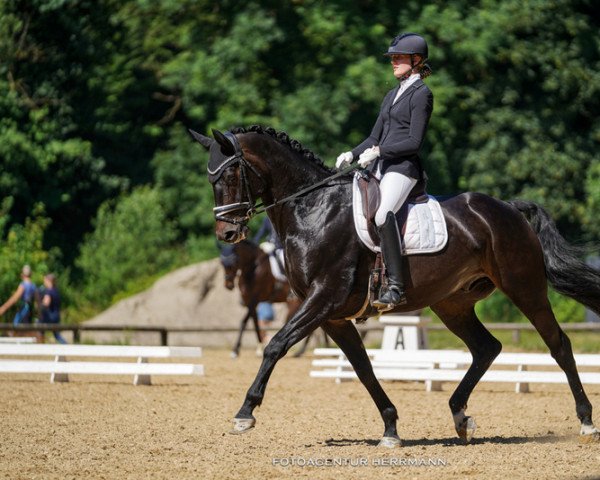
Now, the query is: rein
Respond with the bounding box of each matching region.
[252,162,361,215]
[211,133,362,224]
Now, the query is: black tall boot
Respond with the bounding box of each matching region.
[373,211,407,309]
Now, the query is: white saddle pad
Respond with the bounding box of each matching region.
[352,174,448,255]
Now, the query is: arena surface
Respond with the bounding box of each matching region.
[1,348,600,479]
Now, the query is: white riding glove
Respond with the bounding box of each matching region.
[335,151,354,169]
[259,241,276,254]
[358,147,379,168]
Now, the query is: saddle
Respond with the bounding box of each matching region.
[356,170,429,244]
[352,171,448,317]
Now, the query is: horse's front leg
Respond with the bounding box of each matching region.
[292,333,311,358]
[231,308,253,358]
[321,319,400,447]
[231,294,332,434]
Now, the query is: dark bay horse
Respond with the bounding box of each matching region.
[190,125,600,446]
[218,240,304,357]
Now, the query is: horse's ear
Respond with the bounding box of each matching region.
[212,129,236,156]
[188,129,214,150]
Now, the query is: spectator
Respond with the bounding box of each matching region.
[40,274,68,344]
[0,265,37,325]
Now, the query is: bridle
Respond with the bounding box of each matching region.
[209,132,266,225]
[209,132,361,226]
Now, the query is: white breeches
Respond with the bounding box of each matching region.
[374,172,418,226]
[268,249,287,282]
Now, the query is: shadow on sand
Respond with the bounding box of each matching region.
[323,433,574,448]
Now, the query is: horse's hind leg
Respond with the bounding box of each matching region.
[431,299,502,443]
[321,319,401,447]
[500,283,599,443]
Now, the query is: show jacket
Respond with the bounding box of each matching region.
[351,79,433,180]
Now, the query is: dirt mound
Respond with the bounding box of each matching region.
[83,259,287,347]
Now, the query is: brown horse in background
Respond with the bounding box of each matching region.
[219,240,322,357]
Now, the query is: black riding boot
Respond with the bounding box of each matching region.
[373,211,407,309]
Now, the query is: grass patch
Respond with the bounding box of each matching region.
[427,328,600,354]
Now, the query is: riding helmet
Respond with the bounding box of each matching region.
[384,33,428,59]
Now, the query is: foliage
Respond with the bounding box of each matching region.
[0,0,598,312]
[425,328,600,354]
[474,288,585,324]
[76,187,176,306]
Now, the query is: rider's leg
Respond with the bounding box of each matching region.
[373,172,417,308]
[374,172,418,226]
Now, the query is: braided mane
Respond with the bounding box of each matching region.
[230,125,333,173]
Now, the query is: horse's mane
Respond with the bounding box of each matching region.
[230,125,334,174]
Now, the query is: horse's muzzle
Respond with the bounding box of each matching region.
[216,221,248,243]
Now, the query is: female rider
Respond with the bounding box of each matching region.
[336,33,434,308]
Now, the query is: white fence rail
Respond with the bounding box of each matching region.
[310,348,600,393]
[0,344,204,385]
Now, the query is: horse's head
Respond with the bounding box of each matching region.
[218,242,239,290]
[189,128,266,243]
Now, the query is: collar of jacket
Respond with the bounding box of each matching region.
[392,78,424,106]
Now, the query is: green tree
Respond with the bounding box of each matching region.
[76,187,176,306]
[0,1,121,261]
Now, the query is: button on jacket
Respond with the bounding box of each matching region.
[351,79,433,180]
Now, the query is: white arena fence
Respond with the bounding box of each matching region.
[0,344,204,385]
[310,348,600,393]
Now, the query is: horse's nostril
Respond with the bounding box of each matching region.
[224,230,237,242]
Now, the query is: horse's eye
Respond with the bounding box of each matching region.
[222,169,237,185]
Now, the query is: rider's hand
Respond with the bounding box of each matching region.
[335,151,353,170]
[358,147,379,168]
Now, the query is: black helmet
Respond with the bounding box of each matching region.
[384,33,428,60]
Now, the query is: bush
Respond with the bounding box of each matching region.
[474,289,584,324]
[76,187,176,307]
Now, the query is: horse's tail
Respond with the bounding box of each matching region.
[507,199,600,315]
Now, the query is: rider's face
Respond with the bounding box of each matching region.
[390,54,417,79]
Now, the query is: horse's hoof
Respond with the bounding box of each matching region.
[230,351,239,359]
[579,431,600,444]
[230,417,256,435]
[378,436,402,448]
[456,416,476,443]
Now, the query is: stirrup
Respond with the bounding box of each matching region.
[372,285,407,309]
